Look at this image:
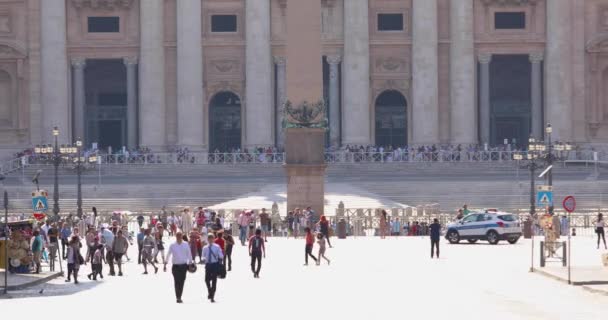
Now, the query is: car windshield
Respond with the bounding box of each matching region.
[498,215,516,222]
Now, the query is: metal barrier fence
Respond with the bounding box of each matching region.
[4,149,606,169]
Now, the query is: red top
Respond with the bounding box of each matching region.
[305,232,314,245]
[215,237,225,253]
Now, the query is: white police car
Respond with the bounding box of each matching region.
[445,211,522,245]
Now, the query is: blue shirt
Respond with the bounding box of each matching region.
[60,227,72,240]
[430,223,441,240]
[137,232,145,244]
[202,243,224,264]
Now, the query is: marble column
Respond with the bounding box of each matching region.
[530,53,544,140]
[412,0,439,145]
[177,0,204,150]
[478,54,492,145]
[274,56,286,147]
[124,57,138,149]
[71,58,86,142]
[546,0,573,142]
[449,0,476,144]
[343,0,371,145]
[327,55,341,148]
[139,0,166,150]
[245,0,273,147]
[40,0,69,143]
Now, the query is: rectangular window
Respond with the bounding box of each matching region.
[87,17,120,33]
[378,13,404,31]
[494,12,526,29]
[211,15,237,32]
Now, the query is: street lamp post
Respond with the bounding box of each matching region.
[76,138,83,219]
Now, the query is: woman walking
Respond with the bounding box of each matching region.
[304,227,317,266]
[203,233,224,303]
[380,210,388,239]
[595,213,607,250]
[317,216,332,248]
[224,230,235,271]
[316,233,330,266]
[65,235,83,284]
[164,232,192,304]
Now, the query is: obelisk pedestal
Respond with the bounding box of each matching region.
[284,128,326,216]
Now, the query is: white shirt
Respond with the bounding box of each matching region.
[165,242,192,265]
[202,243,224,264]
[596,220,605,228]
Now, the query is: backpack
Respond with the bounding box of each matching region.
[251,237,262,252]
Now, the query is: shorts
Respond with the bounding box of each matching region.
[114,253,124,262]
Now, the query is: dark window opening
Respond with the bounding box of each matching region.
[87,17,120,33]
[494,12,526,29]
[98,93,127,106]
[211,15,237,32]
[378,13,404,31]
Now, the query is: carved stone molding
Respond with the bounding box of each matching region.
[322,0,337,8]
[588,122,602,138]
[273,56,286,66]
[123,56,138,66]
[372,79,409,102]
[211,60,239,74]
[375,57,407,73]
[529,52,544,63]
[326,55,342,65]
[586,33,608,53]
[0,44,24,58]
[71,58,87,68]
[481,0,539,6]
[478,53,493,64]
[206,81,242,102]
[71,0,134,10]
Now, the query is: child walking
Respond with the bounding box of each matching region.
[304,227,317,266]
[316,233,330,266]
[88,244,104,280]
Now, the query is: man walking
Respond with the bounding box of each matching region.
[165,232,192,303]
[430,218,441,259]
[203,233,224,303]
[100,225,115,276]
[237,211,249,246]
[248,229,265,278]
[137,228,145,264]
[112,229,129,276]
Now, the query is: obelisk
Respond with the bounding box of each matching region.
[284,0,326,216]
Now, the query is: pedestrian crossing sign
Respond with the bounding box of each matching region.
[32,195,48,213]
[536,190,553,208]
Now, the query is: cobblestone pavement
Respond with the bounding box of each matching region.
[2,237,608,319]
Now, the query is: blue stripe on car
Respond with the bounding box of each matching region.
[452,223,499,231]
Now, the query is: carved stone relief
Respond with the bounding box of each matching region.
[211,60,240,74]
[374,57,408,73]
[481,0,539,6]
[206,81,242,103]
[0,45,22,58]
[0,15,10,33]
[372,79,409,102]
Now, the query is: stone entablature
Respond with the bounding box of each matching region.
[71,0,135,10]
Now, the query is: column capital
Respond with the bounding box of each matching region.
[123,56,138,66]
[71,58,86,69]
[327,55,342,65]
[477,53,492,64]
[529,52,544,63]
[273,56,286,66]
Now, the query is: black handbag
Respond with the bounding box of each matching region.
[209,247,227,279]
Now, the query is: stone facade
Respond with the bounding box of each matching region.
[0,0,607,156]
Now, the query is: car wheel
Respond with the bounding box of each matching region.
[467,239,478,244]
[487,231,499,245]
[507,237,519,244]
[447,230,460,244]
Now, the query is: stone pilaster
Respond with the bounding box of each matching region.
[177,0,204,150]
[478,53,492,145]
[530,53,544,140]
[139,0,166,150]
[327,55,341,148]
[412,0,439,145]
[449,0,476,144]
[245,0,273,148]
[343,0,371,145]
[546,0,573,142]
[40,0,69,143]
[71,58,86,142]
[124,57,138,149]
[274,56,286,147]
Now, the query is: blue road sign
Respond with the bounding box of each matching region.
[32,196,48,212]
[536,191,553,208]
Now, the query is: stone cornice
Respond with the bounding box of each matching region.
[71,0,134,10]
[481,0,540,6]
